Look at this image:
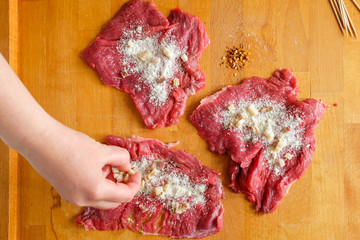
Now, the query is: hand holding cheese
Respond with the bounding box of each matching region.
[0,53,141,209]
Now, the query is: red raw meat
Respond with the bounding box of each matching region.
[82,0,209,129]
[75,136,224,238]
[190,69,326,214]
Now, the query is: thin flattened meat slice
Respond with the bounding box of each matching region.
[190,69,326,214]
[76,136,224,238]
[82,0,209,129]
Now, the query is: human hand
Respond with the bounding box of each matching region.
[0,53,141,209]
[24,127,142,210]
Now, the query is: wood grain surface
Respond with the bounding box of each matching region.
[2,0,360,239]
[0,1,10,239]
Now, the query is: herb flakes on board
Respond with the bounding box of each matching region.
[221,44,250,70]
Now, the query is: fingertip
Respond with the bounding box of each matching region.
[126,172,141,193]
[89,201,121,210]
[120,173,142,202]
[128,172,142,185]
[102,165,111,176]
[116,162,131,172]
[115,180,139,203]
[99,173,141,204]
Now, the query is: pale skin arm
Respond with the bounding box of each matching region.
[0,53,141,209]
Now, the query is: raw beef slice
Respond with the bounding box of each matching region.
[75,136,224,238]
[82,0,209,129]
[190,69,326,214]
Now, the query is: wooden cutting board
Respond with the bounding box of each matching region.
[1,0,360,239]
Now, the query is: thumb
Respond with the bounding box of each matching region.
[100,172,142,203]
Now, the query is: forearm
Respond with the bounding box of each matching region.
[0,53,72,165]
[0,53,140,208]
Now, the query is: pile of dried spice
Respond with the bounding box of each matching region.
[221,44,250,70]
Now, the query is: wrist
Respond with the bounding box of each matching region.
[14,114,73,166]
